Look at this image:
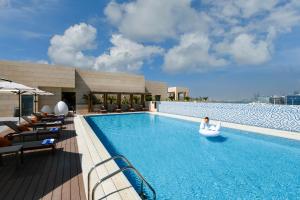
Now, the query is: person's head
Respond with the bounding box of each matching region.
[204,117,209,123]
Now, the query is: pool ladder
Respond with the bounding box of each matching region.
[88,155,156,200]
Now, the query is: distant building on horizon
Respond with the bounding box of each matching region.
[269,96,285,105]
[168,87,189,101]
[285,95,300,105]
[256,96,270,104]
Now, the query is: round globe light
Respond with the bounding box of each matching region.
[54,101,69,115]
[41,105,52,114]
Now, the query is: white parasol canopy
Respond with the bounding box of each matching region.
[0,78,35,123]
[23,88,53,96]
[0,80,35,92]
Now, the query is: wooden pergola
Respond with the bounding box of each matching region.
[88,91,151,112]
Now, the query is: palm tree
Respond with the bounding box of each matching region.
[82,94,101,104]
[133,96,140,104]
[107,95,117,104]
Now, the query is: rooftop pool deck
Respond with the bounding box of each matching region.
[78,112,300,200]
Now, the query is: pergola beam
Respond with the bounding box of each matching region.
[90,91,151,95]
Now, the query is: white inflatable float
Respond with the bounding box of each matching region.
[199,122,221,137]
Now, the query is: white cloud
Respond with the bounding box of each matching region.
[94,34,163,72]
[103,0,300,73]
[48,23,163,73]
[239,0,278,17]
[48,23,97,68]
[203,0,279,19]
[264,3,300,33]
[0,0,9,8]
[164,33,227,73]
[217,34,271,65]
[104,1,124,25]
[51,0,300,74]
[104,0,211,42]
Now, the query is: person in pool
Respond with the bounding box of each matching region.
[200,117,221,131]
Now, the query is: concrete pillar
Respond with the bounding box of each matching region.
[141,94,145,107]
[88,92,92,112]
[117,93,121,108]
[130,94,133,108]
[104,93,108,108]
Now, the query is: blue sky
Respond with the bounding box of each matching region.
[0,0,300,100]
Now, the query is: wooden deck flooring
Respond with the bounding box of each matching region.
[0,118,86,200]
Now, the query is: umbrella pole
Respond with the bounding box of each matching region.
[35,93,37,113]
[18,90,21,124]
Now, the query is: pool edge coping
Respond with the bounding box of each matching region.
[74,115,141,200]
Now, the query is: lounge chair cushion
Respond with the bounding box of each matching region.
[31,116,38,123]
[18,124,30,131]
[0,137,12,147]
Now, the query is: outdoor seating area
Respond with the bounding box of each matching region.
[0,78,86,199]
[0,117,86,200]
[88,92,150,113]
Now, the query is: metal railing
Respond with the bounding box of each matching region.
[88,155,156,200]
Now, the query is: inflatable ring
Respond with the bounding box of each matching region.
[199,129,220,137]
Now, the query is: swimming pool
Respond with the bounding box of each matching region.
[86,113,300,199]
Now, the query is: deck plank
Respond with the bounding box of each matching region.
[75,139,87,200]
[70,136,81,200]
[61,131,72,200]
[0,118,86,200]
[51,137,67,200]
[14,152,46,200]
[24,152,49,200]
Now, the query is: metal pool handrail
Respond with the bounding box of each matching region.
[88,155,156,200]
[92,165,156,200]
[88,155,132,200]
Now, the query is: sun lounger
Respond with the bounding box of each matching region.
[95,106,107,113]
[121,104,129,112]
[3,121,61,141]
[129,107,135,112]
[17,139,56,154]
[142,107,148,111]
[0,145,23,167]
[32,113,65,123]
[133,104,143,111]
[114,106,122,113]
[107,104,116,112]
[22,116,63,129]
[0,138,56,166]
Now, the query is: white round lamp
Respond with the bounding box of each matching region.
[54,101,69,115]
[41,105,52,114]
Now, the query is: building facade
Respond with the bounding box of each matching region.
[286,95,300,105]
[269,96,285,105]
[0,60,169,116]
[168,87,190,101]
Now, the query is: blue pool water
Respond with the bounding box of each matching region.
[86,113,300,199]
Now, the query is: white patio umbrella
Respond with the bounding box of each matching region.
[0,79,35,123]
[23,88,54,113]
